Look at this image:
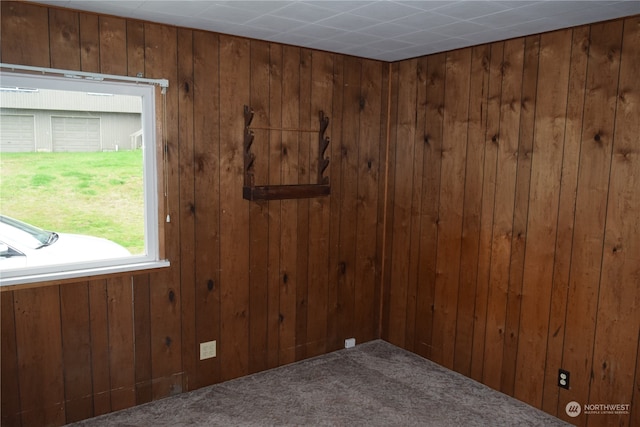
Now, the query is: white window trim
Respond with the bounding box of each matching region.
[0,71,169,287]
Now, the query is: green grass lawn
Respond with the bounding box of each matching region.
[0,151,145,254]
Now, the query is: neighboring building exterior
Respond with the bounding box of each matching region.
[0,88,142,152]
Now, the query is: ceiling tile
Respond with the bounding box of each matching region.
[392,11,459,29]
[431,1,511,20]
[348,1,424,20]
[303,1,376,13]
[316,12,382,30]
[246,14,308,32]
[270,2,340,23]
[431,20,490,37]
[285,23,347,39]
[215,1,293,15]
[358,22,416,38]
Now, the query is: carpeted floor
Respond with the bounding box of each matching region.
[69,340,570,426]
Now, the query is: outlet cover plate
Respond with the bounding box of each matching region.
[558,369,570,389]
[200,340,216,360]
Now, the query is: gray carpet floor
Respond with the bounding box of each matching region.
[69,340,569,426]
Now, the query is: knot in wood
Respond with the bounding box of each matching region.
[594,133,601,142]
[168,290,175,302]
[338,262,346,275]
[207,279,215,291]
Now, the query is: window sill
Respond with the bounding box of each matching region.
[0,260,170,290]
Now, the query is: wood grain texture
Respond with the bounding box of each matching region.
[453,45,489,376]
[431,48,471,370]
[588,17,640,426]
[556,21,624,423]
[381,17,639,427]
[2,4,639,427]
[192,29,221,389]
[0,2,50,66]
[414,54,446,360]
[60,282,93,423]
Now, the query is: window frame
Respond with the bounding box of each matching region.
[0,70,169,287]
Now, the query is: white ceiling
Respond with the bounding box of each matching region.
[30,1,640,61]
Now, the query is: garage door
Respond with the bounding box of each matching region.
[52,116,100,152]
[0,114,35,152]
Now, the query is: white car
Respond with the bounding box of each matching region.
[0,215,131,270]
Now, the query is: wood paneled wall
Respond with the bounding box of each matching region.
[1,2,639,427]
[382,16,640,427]
[0,2,386,425]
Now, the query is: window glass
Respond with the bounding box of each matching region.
[0,71,165,285]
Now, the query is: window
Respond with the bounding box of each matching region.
[0,68,169,286]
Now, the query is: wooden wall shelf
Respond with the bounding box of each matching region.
[243,105,331,201]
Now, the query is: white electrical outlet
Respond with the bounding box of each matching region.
[345,338,356,349]
[200,340,216,360]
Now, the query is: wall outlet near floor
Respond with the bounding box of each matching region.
[200,340,216,360]
[345,338,356,349]
[558,369,570,389]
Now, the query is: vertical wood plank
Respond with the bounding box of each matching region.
[305,50,333,357]
[99,16,127,75]
[133,274,152,404]
[353,58,382,344]
[248,39,271,372]
[1,291,22,427]
[79,14,100,72]
[106,276,136,411]
[482,38,524,391]
[219,34,251,380]
[453,45,490,375]
[193,29,221,388]
[387,58,418,347]
[177,27,197,393]
[414,53,446,359]
[295,49,312,361]
[514,29,572,408]
[60,282,93,423]
[0,2,50,66]
[327,54,346,352]
[88,280,112,415]
[431,48,471,369]
[126,21,145,77]
[14,287,65,426]
[266,43,283,369]
[502,34,541,397]
[48,7,80,70]
[470,42,502,382]
[336,55,362,347]
[278,45,300,365]
[374,62,391,341]
[404,57,428,353]
[380,62,399,343]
